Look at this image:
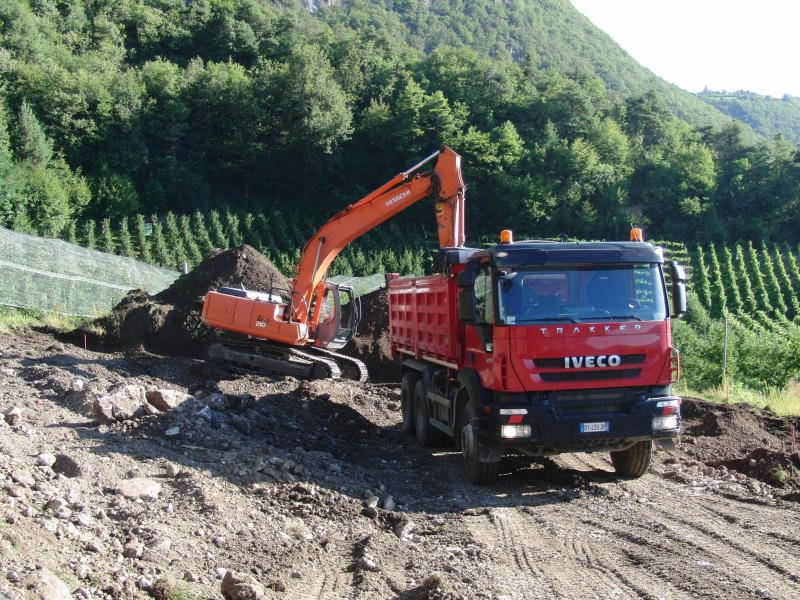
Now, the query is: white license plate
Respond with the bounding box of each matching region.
[579,421,610,433]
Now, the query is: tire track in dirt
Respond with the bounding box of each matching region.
[470,505,675,599]
[578,485,800,599]
[580,515,773,598]
[528,451,800,598]
[466,508,551,598]
[649,504,800,588]
[694,496,800,550]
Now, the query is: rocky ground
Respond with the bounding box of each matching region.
[1,329,800,600]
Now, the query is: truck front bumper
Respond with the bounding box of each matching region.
[472,390,680,456]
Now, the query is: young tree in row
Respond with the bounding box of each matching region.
[771,247,800,318]
[706,244,727,318]
[179,214,203,266]
[100,218,116,255]
[191,211,214,258]
[759,242,788,316]
[133,214,153,264]
[208,210,228,249]
[720,244,743,314]
[164,212,189,267]
[745,241,771,313]
[117,217,136,258]
[692,246,713,310]
[734,243,758,314]
[81,220,97,250]
[150,216,172,268]
[224,210,244,247]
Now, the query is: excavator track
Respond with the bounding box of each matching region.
[207,340,368,382]
[308,346,369,382]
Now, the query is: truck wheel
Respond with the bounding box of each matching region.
[610,441,652,478]
[414,381,446,447]
[462,401,500,485]
[400,372,419,434]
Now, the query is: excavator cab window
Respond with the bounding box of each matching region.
[313,282,361,350]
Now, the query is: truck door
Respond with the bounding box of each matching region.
[464,262,495,388]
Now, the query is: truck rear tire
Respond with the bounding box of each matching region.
[462,401,500,485]
[610,440,652,478]
[400,372,419,434]
[414,381,446,447]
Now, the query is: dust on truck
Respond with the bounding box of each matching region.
[387,233,688,484]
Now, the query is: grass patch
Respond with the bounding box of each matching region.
[678,381,800,417]
[0,306,93,334]
[150,578,211,600]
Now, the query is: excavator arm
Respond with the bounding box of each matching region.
[292,145,465,330]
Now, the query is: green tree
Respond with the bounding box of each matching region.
[100,217,116,254]
[117,217,135,258]
[133,214,153,263]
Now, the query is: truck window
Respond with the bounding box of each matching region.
[498,263,667,324]
[474,264,494,324]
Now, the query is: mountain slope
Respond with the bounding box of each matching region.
[698,91,800,145]
[321,0,743,131]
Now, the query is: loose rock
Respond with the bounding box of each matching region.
[116,478,161,501]
[221,570,268,600]
[146,389,194,411]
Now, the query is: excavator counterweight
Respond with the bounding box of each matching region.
[201,146,466,380]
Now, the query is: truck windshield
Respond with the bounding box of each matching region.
[497,264,667,324]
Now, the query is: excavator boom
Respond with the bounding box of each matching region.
[201,145,466,379]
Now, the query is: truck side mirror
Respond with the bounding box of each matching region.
[457,269,476,288]
[458,288,477,323]
[669,261,687,318]
[457,268,478,322]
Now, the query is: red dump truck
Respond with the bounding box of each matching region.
[387,232,687,484]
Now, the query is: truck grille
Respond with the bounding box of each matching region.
[540,369,641,382]
[533,354,645,369]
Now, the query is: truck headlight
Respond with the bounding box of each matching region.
[652,415,679,431]
[500,424,531,439]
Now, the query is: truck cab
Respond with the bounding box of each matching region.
[388,236,688,484]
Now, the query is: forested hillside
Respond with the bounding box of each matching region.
[698,90,800,146]
[0,0,798,248]
[322,0,739,130]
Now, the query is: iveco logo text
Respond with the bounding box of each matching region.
[564,355,621,369]
[385,190,411,207]
[539,324,643,335]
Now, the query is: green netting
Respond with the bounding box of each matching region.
[0,226,179,317]
[327,274,386,296]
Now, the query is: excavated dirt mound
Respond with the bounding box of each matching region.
[155,245,289,306]
[346,288,396,382]
[82,246,289,357]
[678,397,800,495]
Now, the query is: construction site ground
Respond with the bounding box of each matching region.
[2,328,800,600]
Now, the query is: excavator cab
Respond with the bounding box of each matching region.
[312,282,361,350]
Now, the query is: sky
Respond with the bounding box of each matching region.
[570,0,800,97]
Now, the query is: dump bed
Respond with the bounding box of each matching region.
[387,273,461,367]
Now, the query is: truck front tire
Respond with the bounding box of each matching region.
[610,440,652,478]
[400,372,419,434]
[462,400,500,485]
[414,381,446,447]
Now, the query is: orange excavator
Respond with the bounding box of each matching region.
[201,145,466,381]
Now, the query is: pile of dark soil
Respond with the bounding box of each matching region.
[679,397,800,494]
[345,287,396,382]
[82,246,289,357]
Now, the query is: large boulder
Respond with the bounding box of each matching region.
[221,571,268,600]
[145,389,194,411]
[93,385,148,423]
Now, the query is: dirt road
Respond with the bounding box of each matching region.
[1,330,798,599]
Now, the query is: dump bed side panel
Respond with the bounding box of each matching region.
[387,274,461,366]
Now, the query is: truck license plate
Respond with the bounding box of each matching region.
[579,421,610,433]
